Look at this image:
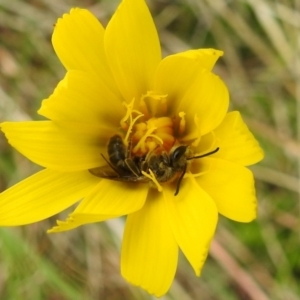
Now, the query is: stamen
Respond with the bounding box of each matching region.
[120,100,134,129]
[138,96,150,118]
[148,134,163,145]
[120,99,144,145]
[142,169,163,192]
[124,114,144,146]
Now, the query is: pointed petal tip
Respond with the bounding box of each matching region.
[195,269,201,277]
[196,158,258,223]
[238,210,257,223]
[211,111,265,166]
[52,6,118,86]
[193,246,210,277]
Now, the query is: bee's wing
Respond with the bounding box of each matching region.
[89,166,149,183]
[89,165,119,178]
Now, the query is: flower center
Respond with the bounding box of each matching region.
[120,93,187,155]
[90,92,219,195]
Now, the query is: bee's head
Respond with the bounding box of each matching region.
[170,145,188,169]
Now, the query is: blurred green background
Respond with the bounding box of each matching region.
[0,0,299,299]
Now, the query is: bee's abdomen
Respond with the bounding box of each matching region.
[107,135,127,167]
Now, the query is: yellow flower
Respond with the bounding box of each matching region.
[0,0,264,296]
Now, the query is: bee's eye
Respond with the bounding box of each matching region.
[171,146,187,164]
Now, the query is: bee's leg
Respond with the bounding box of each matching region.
[140,160,148,173]
[101,154,121,174]
[126,134,133,158]
[125,158,141,177]
[174,164,187,196]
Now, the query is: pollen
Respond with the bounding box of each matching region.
[120,93,178,156]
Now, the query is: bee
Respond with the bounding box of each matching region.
[89,135,219,195]
[144,145,219,195]
[89,135,146,182]
[90,135,144,181]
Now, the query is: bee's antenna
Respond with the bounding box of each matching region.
[174,147,219,196]
[174,164,187,196]
[187,147,219,160]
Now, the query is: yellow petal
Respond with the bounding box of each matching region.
[178,70,229,136]
[52,8,117,92]
[121,190,178,297]
[196,157,257,222]
[48,180,148,232]
[1,121,114,171]
[163,176,218,276]
[104,0,161,101]
[38,70,124,127]
[155,48,223,101]
[209,111,264,166]
[0,169,99,225]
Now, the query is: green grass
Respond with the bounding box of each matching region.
[0,0,299,299]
